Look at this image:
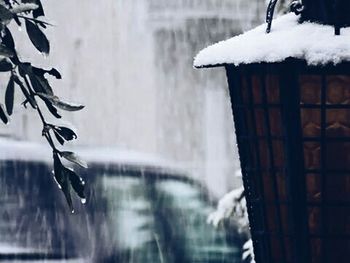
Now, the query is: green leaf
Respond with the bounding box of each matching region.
[0,58,12,71]
[61,151,88,168]
[0,104,8,124]
[0,44,14,57]
[5,77,14,115]
[25,19,50,54]
[37,93,85,112]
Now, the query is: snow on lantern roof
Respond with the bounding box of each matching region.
[194,13,350,68]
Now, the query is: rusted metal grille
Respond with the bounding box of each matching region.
[226,59,350,263]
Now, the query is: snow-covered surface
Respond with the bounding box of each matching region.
[207,185,255,263]
[243,239,256,263]
[0,138,182,173]
[0,243,43,254]
[194,13,350,67]
[207,186,247,228]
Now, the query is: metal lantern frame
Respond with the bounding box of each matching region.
[267,0,350,35]
[224,58,350,263]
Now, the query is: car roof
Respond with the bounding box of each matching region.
[0,138,184,172]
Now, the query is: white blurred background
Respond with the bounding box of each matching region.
[0,0,267,198]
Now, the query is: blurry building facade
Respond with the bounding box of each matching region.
[0,0,265,197]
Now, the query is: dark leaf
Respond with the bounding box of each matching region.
[37,93,84,112]
[61,151,88,168]
[13,16,21,27]
[0,59,12,72]
[53,126,77,141]
[53,152,63,185]
[31,68,54,95]
[0,104,8,124]
[3,27,15,50]
[48,68,62,79]
[25,19,50,54]
[53,131,65,145]
[13,76,37,109]
[5,77,14,115]
[61,171,73,212]
[62,182,73,213]
[31,66,46,75]
[3,28,19,65]
[40,97,61,118]
[21,65,60,94]
[0,5,13,22]
[36,20,46,29]
[18,62,31,77]
[32,65,61,78]
[53,153,74,212]
[33,0,45,18]
[28,74,43,93]
[0,45,14,57]
[20,64,53,95]
[66,168,85,199]
[29,74,53,95]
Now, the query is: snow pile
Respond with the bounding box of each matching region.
[207,186,247,228]
[243,239,256,263]
[194,13,350,67]
[207,185,255,263]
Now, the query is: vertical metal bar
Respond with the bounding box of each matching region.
[226,65,272,263]
[320,74,328,263]
[334,0,341,35]
[279,62,311,263]
[260,67,288,262]
[245,70,273,262]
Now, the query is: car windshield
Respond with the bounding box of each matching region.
[0,161,242,262]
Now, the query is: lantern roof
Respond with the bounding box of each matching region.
[194,13,350,68]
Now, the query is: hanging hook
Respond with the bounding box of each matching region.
[334,0,341,35]
[266,0,279,33]
[266,0,305,34]
[290,1,305,15]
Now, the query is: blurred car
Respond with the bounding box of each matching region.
[0,139,242,262]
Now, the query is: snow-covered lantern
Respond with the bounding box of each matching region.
[195,1,350,263]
